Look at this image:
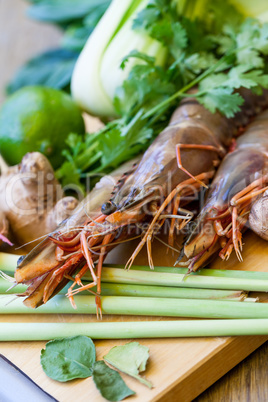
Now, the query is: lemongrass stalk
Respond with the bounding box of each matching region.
[95,283,249,301]
[0,278,249,301]
[84,268,268,292]
[1,319,268,341]
[0,295,267,318]
[1,252,268,282]
[0,281,26,294]
[103,264,268,280]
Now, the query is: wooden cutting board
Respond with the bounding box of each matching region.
[1,230,268,402]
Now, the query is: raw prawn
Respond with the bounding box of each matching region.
[183,108,268,272]
[14,89,267,310]
[15,158,139,312]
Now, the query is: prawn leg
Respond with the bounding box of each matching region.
[230,178,268,261]
[95,234,113,319]
[126,171,214,270]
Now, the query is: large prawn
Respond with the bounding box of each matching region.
[182,108,268,272]
[14,89,267,312]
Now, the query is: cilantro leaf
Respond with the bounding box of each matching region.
[254,23,268,54]
[225,66,268,90]
[96,111,154,171]
[197,88,244,118]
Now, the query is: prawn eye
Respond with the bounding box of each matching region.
[101,201,117,215]
[17,255,26,266]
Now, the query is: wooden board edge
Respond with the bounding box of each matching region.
[152,335,268,402]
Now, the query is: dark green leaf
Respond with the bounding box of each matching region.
[61,7,108,51]
[61,23,92,51]
[93,361,135,402]
[6,49,78,94]
[40,336,96,382]
[27,0,111,24]
[104,342,152,388]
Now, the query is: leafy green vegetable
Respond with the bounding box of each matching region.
[104,342,152,388]
[27,0,111,24]
[40,336,95,382]
[60,7,104,52]
[6,49,78,94]
[93,361,135,402]
[7,0,110,93]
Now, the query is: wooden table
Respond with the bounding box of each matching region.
[0,1,267,400]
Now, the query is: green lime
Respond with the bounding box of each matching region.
[0,86,85,169]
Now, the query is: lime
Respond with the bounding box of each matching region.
[0,86,85,169]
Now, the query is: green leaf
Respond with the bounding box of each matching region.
[235,20,264,68]
[93,361,135,402]
[199,73,227,91]
[224,65,262,89]
[185,53,218,75]
[95,112,154,171]
[120,50,156,70]
[62,7,108,51]
[198,88,244,118]
[61,23,92,51]
[27,0,111,24]
[104,342,152,388]
[254,23,268,54]
[40,336,96,382]
[6,49,78,94]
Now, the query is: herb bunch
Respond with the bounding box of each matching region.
[58,0,268,191]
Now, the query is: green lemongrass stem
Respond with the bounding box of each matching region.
[0,282,27,294]
[103,264,268,280]
[0,295,266,317]
[1,252,268,281]
[0,278,251,301]
[1,319,268,341]
[89,283,249,301]
[0,253,18,272]
[84,268,268,292]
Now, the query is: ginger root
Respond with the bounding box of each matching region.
[0,152,78,252]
